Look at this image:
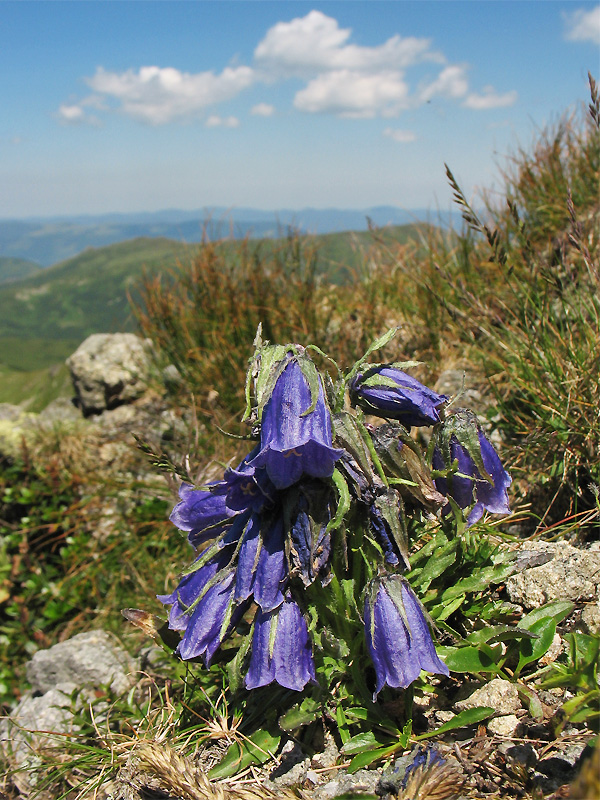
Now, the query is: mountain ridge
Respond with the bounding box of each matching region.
[0,206,458,268]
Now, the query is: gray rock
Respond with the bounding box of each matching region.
[67,333,154,415]
[268,740,310,788]
[0,682,84,796]
[312,768,381,799]
[0,403,24,421]
[0,683,79,762]
[26,630,138,696]
[581,600,600,634]
[506,541,600,609]
[455,678,521,715]
[487,714,522,738]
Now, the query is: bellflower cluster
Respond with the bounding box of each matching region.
[159,331,511,698]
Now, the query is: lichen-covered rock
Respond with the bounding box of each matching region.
[67,333,154,415]
[455,678,522,715]
[26,629,138,696]
[506,542,600,609]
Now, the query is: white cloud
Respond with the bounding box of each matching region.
[463,87,518,110]
[383,127,416,143]
[56,9,517,127]
[58,104,86,122]
[564,6,600,45]
[254,9,441,76]
[294,69,410,118]
[419,65,469,102]
[85,64,254,124]
[205,115,240,128]
[251,102,275,116]
[57,102,102,126]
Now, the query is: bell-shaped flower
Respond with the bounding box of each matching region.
[245,594,316,691]
[170,481,236,548]
[158,549,245,664]
[234,512,287,611]
[350,366,448,427]
[364,575,448,699]
[223,446,276,513]
[250,356,343,489]
[433,410,511,527]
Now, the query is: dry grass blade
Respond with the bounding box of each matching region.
[130,740,300,800]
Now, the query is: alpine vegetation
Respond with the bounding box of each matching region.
[159,327,511,698]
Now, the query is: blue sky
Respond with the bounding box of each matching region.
[1,1,598,218]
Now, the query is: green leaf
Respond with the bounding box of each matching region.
[466,625,537,645]
[416,706,495,739]
[327,467,352,535]
[341,730,388,755]
[514,616,557,677]
[208,728,281,779]
[347,743,399,773]
[517,685,544,722]
[439,644,501,674]
[344,327,400,385]
[413,539,458,591]
[278,696,321,732]
[441,560,518,600]
[430,593,465,622]
[519,601,574,630]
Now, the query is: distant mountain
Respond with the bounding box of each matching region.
[0,206,458,267]
[0,256,41,285]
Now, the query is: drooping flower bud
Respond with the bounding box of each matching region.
[433,409,511,526]
[350,366,448,427]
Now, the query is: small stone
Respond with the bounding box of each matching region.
[312,768,381,800]
[506,541,600,609]
[454,678,521,716]
[311,731,339,770]
[581,601,600,635]
[488,714,522,738]
[435,710,456,724]
[538,632,564,666]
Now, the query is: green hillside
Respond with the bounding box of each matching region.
[0,225,425,407]
[0,256,41,285]
[0,237,191,344]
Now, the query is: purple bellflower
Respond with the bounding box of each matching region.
[170,481,236,548]
[250,356,343,489]
[234,512,288,611]
[433,410,511,527]
[158,552,245,664]
[350,366,448,427]
[245,594,316,691]
[364,575,448,699]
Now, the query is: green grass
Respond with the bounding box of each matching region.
[0,256,40,285]
[0,362,73,411]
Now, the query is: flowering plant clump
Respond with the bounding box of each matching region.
[159,328,511,705]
